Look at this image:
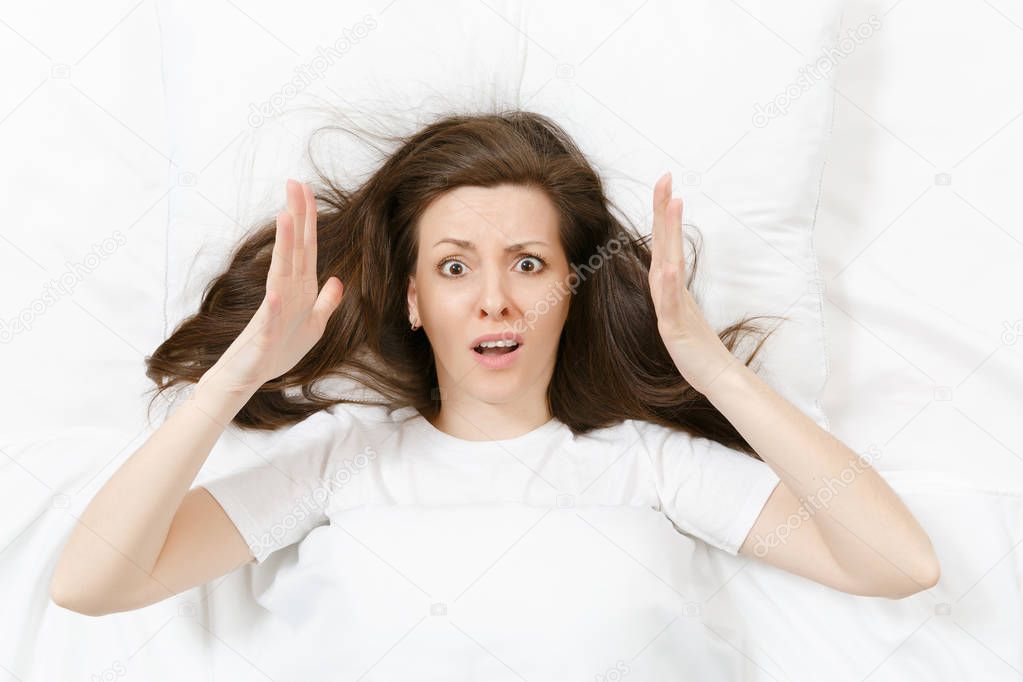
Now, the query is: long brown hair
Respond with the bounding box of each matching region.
[144,109,785,458]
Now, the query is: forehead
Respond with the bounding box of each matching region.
[418,184,560,244]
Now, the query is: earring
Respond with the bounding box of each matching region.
[409,314,419,330]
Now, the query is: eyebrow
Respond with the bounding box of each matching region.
[432,238,548,251]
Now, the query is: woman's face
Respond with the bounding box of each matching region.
[408,183,572,408]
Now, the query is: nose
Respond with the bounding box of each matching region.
[477,268,512,321]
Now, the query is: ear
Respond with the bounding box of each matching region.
[406,274,418,320]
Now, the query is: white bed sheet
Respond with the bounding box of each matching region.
[812,0,1023,676]
[0,0,169,439]
[7,430,1019,681]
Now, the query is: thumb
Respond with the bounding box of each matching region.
[311,277,343,327]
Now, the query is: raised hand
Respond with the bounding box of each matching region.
[204,179,344,393]
[648,172,736,394]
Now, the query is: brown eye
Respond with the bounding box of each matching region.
[516,255,545,274]
[437,258,468,277]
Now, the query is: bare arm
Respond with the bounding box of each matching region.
[646,171,939,598]
[50,179,344,616]
[49,377,257,616]
[724,359,940,598]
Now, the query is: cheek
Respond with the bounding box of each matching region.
[428,288,478,319]
[530,297,570,346]
[420,287,473,339]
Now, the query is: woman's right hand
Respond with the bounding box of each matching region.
[201,179,344,394]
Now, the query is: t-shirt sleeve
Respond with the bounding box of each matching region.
[199,407,347,565]
[634,420,781,556]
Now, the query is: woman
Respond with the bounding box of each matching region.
[50,110,939,620]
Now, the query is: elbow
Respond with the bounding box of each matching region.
[50,588,106,617]
[50,545,124,617]
[49,575,112,618]
[898,558,942,599]
[880,555,942,600]
[837,552,941,600]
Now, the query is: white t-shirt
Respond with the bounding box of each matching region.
[200,402,781,565]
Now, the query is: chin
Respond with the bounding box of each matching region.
[463,369,532,401]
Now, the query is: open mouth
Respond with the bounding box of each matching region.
[473,342,520,356]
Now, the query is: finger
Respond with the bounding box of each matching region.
[265,287,285,341]
[667,197,684,274]
[268,210,294,280]
[311,276,343,329]
[249,281,279,339]
[302,182,318,282]
[651,172,671,269]
[658,264,683,335]
[286,179,306,275]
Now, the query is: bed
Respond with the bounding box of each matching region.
[1,0,1020,680]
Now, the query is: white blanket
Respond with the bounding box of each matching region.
[6,430,1020,680]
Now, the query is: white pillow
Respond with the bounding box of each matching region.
[155,0,839,425]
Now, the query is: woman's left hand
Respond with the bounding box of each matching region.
[648,171,737,394]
